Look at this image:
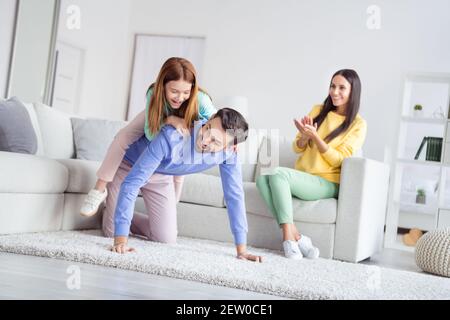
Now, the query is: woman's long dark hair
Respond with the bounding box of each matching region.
[313,69,361,142]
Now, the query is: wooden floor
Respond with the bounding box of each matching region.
[360,248,422,274]
[0,248,421,300]
[0,252,284,300]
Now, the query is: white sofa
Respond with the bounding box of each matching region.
[0,102,390,262]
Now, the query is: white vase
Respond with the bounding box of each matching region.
[413,110,424,118]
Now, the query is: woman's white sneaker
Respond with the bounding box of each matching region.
[80,189,108,217]
[298,235,320,259]
[283,240,303,260]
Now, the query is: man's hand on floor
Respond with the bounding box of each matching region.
[237,252,263,263]
[111,236,135,254]
[236,244,262,263]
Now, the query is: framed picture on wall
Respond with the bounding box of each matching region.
[50,41,84,114]
[126,34,206,120]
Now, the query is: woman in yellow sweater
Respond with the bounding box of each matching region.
[256,69,367,260]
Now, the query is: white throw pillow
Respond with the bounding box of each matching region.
[34,102,75,159]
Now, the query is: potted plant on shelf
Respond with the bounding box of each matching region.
[413,104,424,118]
[416,188,426,204]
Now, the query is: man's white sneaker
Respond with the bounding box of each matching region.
[80,189,108,217]
[282,240,303,260]
[298,235,320,259]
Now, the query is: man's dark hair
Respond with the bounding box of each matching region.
[213,108,249,146]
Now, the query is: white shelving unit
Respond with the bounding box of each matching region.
[385,73,450,252]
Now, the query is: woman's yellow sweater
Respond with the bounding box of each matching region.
[293,105,367,184]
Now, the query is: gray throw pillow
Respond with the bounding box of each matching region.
[0,97,38,154]
[71,117,127,161]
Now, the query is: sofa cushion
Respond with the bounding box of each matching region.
[0,97,38,154]
[71,117,127,161]
[291,198,337,224]
[0,193,64,234]
[56,159,101,193]
[34,102,75,159]
[180,173,225,208]
[243,182,337,224]
[203,163,257,184]
[0,151,68,193]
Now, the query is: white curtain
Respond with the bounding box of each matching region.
[127,35,205,120]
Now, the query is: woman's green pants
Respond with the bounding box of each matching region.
[256,167,339,225]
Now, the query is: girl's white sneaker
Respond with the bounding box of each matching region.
[80,189,108,217]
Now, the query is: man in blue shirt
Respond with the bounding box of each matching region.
[103,108,262,263]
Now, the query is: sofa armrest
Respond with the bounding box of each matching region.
[0,151,68,193]
[334,157,390,262]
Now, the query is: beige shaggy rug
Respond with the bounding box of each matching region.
[0,230,449,300]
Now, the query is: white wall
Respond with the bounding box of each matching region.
[127,0,450,162]
[0,0,17,98]
[56,0,132,120]
[59,0,450,161]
